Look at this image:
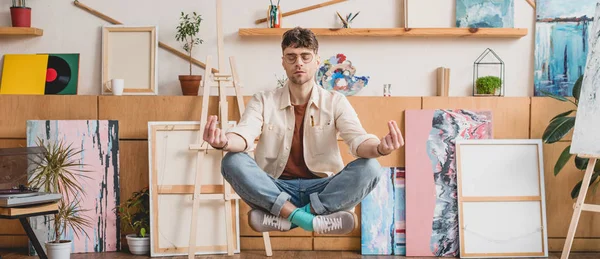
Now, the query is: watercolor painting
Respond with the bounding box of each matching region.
[26,120,120,254]
[572,2,600,156]
[393,167,406,255]
[405,109,492,257]
[317,53,369,96]
[534,0,597,96]
[456,0,514,28]
[361,167,394,255]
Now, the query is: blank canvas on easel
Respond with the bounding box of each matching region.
[456,139,548,258]
[148,121,240,257]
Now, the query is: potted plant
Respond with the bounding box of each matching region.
[541,75,600,199]
[115,187,150,255]
[475,76,502,95]
[176,11,204,96]
[28,137,93,259]
[11,0,32,27]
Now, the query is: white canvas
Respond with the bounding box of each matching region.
[572,2,600,156]
[455,139,548,258]
[148,121,240,257]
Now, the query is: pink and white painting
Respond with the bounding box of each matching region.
[405,109,492,257]
[26,120,120,254]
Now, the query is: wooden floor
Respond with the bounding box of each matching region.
[1,249,600,259]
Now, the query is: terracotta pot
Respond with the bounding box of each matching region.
[10,7,31,27]
[179,75,202,96]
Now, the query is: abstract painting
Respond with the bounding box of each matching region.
[0,53,79,95]
[405,109,492,257]
[456,0,514,28]
[361,167,394,255]
[393,167,406,255]
[572,2,600,156]
[316,53,369,96]
[26,120,120,254]
[534,0,597,96]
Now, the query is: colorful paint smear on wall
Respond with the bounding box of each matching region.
[534,0,597,96]
[361,167,394,255]
[405,109,492,257]
[26,120,120,254]
[456,0,514,28]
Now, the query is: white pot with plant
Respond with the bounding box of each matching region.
[115,187,150,255]
[28,138,93,259]
[176,11,204,96]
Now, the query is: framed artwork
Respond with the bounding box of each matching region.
[456,139,548,258]
[102,25,158,95]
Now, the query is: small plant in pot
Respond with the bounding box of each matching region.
[28,137,93,259]
[115,187,150,255]
[11,0,32,27]
[176,11,204,96]
[476,76,502,96]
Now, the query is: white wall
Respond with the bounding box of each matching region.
[0,0,535,97]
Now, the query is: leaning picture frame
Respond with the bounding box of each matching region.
[102,25,158,95]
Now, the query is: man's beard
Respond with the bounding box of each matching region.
[289,73,311,85]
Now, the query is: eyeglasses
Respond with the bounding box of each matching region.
[283,53,314,64]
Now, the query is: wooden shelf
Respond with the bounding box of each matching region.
[238,28,528,38]
[0,27,43,36]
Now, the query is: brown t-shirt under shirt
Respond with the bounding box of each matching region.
[280,102,319,180]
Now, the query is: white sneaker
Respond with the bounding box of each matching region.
[313,211,356,235]
[248,209,292,232]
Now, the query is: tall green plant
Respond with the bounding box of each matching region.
[28,137,93,243]
[175,11,204,76]
[115,187,150,238]
[541,75,600,199]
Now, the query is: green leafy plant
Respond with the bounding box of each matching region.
[28,137,93,243]
[541,75,599,199]
[275,74,287,88]
[175,11,204,76]
[115,187,150,238]
[12,0,27,7]
[476,76,502,94]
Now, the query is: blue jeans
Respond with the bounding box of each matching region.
[221,152,383,217]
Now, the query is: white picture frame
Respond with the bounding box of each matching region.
[455,139,548,258]
[102,25,158,95]
[147,121,240,257]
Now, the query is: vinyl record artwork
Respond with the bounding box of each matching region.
[0,53,79,95]
[43,54,79,95]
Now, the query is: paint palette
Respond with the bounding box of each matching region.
[317,53,369,96]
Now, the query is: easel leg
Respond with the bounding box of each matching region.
[561,158,597,259]
[20,218,47,259]
[262,232,273,257]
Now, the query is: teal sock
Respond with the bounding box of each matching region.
[291,204,312,229]
[287,208,315,231]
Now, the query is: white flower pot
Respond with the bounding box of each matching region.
[126,234,150,255]
[45,240,71,259]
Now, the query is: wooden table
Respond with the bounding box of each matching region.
[0,203,59,259]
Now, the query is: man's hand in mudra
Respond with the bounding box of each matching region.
[377,120,404,156]
[203,115,229,149]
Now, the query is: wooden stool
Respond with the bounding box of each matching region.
[0,202,58,259]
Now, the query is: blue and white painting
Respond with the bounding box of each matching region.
[456,0,514,28]
[534,0,597,96]
[361,167,394,255]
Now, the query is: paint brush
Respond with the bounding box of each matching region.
[350,11,360,22]
[336,11,348,27]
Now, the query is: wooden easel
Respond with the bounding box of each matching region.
[561,155,599,259]
[187,0,272,257]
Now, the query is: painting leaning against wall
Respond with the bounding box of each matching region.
[534,0,597,96]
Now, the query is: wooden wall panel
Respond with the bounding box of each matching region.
[99,96,245,139]
[0,235,28,248]
[422,97,530,139]
[0,95,98,138]
[530,97,577,140]
[549,238,600,252]
[241,237,313,250]
[239,201,312,237]
[313,237,360,251]
[118,140,149,207]
[544,143,600,238]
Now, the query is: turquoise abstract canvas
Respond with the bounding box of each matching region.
[456,0,514,28]
[361,167,394,255]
